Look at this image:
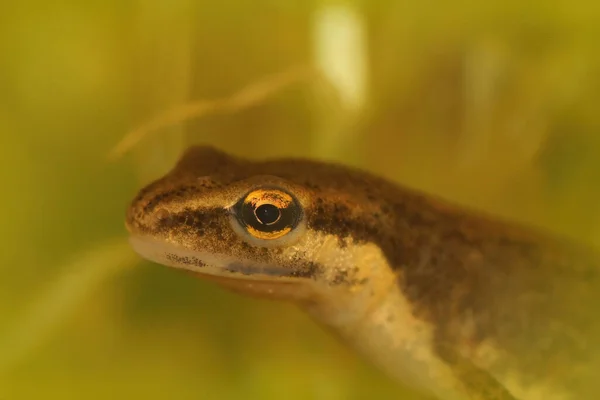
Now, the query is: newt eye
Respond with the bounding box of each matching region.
[255,203,281,225]
[233,188,302,240]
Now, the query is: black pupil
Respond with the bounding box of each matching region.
[255,204,281,225]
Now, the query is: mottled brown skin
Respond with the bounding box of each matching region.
[127,146,600,399]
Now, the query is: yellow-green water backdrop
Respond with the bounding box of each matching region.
[2,1,600,399]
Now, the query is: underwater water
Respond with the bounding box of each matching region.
[1,1,600,399]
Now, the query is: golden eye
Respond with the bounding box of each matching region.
[233,188,302,240]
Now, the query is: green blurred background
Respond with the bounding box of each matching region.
[2,1,600,399]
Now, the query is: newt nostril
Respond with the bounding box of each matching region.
[154,208,171,223]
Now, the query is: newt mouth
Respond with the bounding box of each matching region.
[128,234,299,281]
[127,234,317,301]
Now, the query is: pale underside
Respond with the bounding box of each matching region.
[129,227,574,400]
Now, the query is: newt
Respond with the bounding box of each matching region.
[126,145,600,400]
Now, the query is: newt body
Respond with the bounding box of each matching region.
[126,146,600,400]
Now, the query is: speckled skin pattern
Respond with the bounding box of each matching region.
[126,146,600,400]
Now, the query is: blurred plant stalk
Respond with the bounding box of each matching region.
[310,2,369,161]
[0,238,140,375]
[127,0,195,182]
[110,66,316,162]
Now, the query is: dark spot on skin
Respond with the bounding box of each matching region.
[225,262,300,277]
[144,192,168,213]
[156,208,230,241]
[436,344,518,400]
[287,261,320,279]
[331,270,349,285]
[270,247,284,255]
[143,186,204,214]
[225,262,253,275]
[330,267,368,287]
[336,238,348,249]
[165,253,206,268]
